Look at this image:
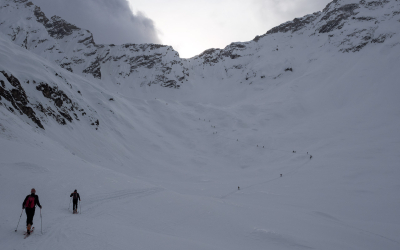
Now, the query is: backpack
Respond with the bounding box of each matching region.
[72,193,78,200]
[25,196,35,209]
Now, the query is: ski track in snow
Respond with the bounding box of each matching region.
[8,188,165,250]
[220,158,311,199]
[311,211,400,246]
[249,228,313,249]
[84,187,165,206]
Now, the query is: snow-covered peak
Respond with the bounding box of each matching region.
[1,0,399,95]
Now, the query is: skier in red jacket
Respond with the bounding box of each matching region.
[22,188,42,235]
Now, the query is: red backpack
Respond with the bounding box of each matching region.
[25,196,35,209]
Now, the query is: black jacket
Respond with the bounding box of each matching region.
[22,193,41,209]
[70,192,81,201]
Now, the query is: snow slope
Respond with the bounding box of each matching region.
[0,0,400,249]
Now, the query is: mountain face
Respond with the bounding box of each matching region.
[0,0,186,88]
[1,0,399,81]
[0,0,399,130]
[0,36,100,130]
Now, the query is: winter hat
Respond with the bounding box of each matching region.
[74,189,77,192]
[31,188,36,193]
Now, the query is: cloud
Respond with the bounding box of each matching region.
[30,0,161,45]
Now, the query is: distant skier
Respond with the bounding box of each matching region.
[22,188,42,235]
[70,190,81,214]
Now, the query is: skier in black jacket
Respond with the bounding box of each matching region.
[70,190,81,214]
[22,188,42,235]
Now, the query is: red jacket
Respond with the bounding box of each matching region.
[22,193,41,209]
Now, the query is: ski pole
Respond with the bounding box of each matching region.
[79,200,81,214]
[40,208,42,234]
[15,209,24,232]
[68,197,72,211]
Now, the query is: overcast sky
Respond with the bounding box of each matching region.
[30,0,332,58]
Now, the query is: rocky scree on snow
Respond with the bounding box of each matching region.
[0,70,99,129]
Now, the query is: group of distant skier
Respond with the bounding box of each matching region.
[21,188,81,236]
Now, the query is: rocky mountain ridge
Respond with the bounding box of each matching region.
[0,0,399,130]
[0,0,186,88]
[196,0,399,66]
[1,0,399,84]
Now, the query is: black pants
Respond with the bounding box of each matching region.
[25,208,35,226]
[73,199,78,210]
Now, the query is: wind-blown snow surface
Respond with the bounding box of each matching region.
[1,1,400,250]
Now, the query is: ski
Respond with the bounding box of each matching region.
[23,227,34,239]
